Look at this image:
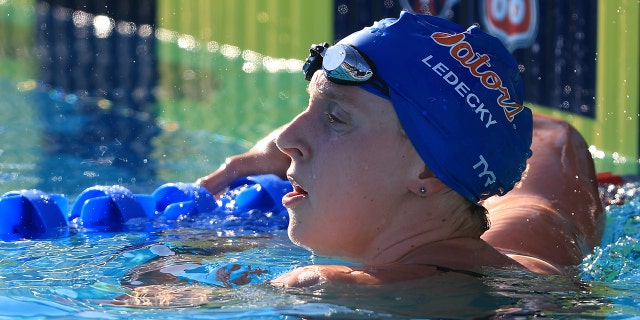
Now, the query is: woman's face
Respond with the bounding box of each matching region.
[276,72,423,261]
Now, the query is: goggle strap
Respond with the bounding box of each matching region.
[303,42,329,81]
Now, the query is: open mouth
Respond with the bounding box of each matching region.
[282,175,309,207]
[289,177,308,195]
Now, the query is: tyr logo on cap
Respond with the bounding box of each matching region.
[430,30,524,122]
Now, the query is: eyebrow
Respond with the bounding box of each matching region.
[308,74,351,103]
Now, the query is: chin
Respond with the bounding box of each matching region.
[287,226,324,254]
[286,223,307,248]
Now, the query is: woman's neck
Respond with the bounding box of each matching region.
[360,194,483,265]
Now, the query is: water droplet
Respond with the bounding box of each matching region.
[337,4,348,14]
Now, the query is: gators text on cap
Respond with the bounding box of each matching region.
[337,11,533,202]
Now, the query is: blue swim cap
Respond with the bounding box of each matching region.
[338,12,533,202]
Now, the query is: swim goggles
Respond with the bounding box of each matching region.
[303,43,389,96]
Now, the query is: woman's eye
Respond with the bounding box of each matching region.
[325,112,344,124]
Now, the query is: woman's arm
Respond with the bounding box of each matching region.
[197,126,291,196]
[481,113,605,268]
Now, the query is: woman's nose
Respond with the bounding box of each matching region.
[276,110,311,161]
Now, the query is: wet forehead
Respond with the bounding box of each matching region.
[308,72,362,106]
[307,72,396,121]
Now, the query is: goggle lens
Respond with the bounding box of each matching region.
[303,43,388,96]
[322,45,373,82]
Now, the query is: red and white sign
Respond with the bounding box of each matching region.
[480,0,539,51]
[399,0,460,18]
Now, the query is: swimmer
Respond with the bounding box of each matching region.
[198,11,604,287]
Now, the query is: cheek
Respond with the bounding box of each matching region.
[311,150,376,207]
[290,130,410,234]
[313,132,408,201]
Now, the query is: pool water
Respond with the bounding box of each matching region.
[2,3,640,320]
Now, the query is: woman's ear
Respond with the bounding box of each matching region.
[408,166,447,197]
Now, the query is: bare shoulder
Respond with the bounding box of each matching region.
[506,254,563,274]
[482,113,604,269]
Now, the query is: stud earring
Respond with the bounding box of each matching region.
[419,187,427,198]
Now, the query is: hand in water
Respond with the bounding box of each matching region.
[216,264,269,287]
